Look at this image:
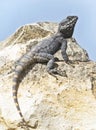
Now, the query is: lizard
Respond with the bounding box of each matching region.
[12,16,78,128]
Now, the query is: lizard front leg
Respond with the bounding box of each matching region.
[61,39,75,67]
[61,39,69,63]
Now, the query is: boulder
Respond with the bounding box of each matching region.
[0,22,96,130]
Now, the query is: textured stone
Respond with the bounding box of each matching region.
[0,22,96,130]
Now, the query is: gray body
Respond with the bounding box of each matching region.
[12,16,78,128]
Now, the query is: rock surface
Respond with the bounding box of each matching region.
[0,22,96,130]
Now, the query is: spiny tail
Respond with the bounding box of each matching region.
[12,52,34,123]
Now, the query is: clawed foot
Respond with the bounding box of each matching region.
[65,60,72,64]
[57,69,67,77]
[47,68,67,80]
[65,60,75,68]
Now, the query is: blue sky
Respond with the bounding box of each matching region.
[0,0,96,61]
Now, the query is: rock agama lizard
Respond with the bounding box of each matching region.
[12,16,78,128]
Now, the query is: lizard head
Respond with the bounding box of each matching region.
[58,16,78,38]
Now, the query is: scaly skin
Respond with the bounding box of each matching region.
[12,16,78,128]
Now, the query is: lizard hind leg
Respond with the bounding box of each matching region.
[33,53,60,78]
[46,57,59,78]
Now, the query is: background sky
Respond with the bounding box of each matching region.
[0,0,96,61]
